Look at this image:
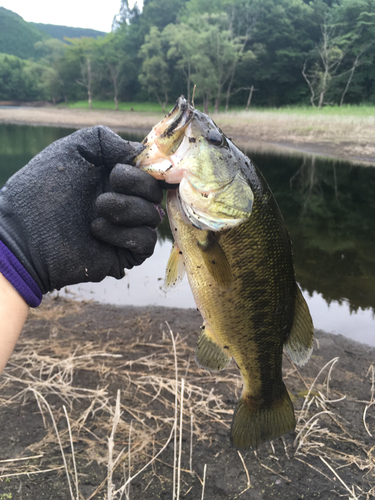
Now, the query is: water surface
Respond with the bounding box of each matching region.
[0,123,374,346]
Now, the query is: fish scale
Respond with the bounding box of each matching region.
[135,96,314,449]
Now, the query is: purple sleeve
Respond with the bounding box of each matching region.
[0,240,42,308]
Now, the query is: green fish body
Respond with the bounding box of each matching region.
[135,97,314,449]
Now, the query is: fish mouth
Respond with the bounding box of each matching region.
[135,96,194,181]
[157,96,193,138]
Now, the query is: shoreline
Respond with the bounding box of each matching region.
[1,106,374,165]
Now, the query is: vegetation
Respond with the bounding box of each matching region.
[30,23,105,41]
[1,0,375,108]
[0,7,48,60]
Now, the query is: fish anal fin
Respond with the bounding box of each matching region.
[195,324,231,372]
[196,232,233,289]
[230,384,296,449]
[284,286,314,366]
[163,243,186,290]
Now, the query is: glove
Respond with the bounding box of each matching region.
[0,126,163,306]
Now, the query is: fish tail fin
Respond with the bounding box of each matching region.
[285,286,314,366]
[230,385,295,450]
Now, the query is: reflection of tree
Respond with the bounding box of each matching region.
[289,156,341,220]
[290,156,319,218]
[247,150,375,314]
[0,124,76,187]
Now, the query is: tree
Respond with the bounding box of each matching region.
[331,0,375,105]
[95,35,128,110]
[302,16,348,107]
[34,38,68,104]
[301,0,375,107]
[164,11,255,112]
[138,27,171,110]
[0,54,46,101]
[164,23,197,102]
[64,38,99,109]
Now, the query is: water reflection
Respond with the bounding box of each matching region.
[251,152,375,315]
[0,123,374,345]
[0,124,77,186]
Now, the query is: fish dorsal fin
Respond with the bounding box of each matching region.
[163,243,186,289]
[195,323,232,372]
[284,286,314,366]
[196,232,233,289]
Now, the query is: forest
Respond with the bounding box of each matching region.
[0,0,375,109]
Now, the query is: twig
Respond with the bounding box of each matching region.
[177,377,185,500]
[190,414,194,474]
[320,457,359,499]
[298,357,339,421]
[30,389,75,500]
[125,421,132,500]
[237,451,251,495]
[0,455,43,464]
[167,322,178,500]
[63,406,79,500]
[294,410,333,448]
[201,464,207,500]
[108,390,122,500]
[363,402,374,438]
[0,466,65,479]
[113,424,175,498]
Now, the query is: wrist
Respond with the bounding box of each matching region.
[0,240,43,307]
[0,272,29,374]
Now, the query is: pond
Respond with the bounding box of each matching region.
[0,123,374,346]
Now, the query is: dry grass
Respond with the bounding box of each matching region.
[214,109,375,161]
[284,355,375,500]
[0,303,374,499]
[0,314,234,498]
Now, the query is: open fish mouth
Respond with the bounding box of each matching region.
[154,96,193,138]
[135,97,194,182]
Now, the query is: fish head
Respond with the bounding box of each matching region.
[135,96,254,231]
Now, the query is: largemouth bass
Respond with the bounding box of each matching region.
[135,96,314,449]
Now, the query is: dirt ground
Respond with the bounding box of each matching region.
[0,105,375,165]
[0,297,374,500]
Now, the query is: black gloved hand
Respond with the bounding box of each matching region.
[0,126,163,296]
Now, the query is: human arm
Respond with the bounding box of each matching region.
[0,272,29,373]
[0,126,163,373]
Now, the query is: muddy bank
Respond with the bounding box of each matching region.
[0,297,374,499]
[0,106,374,165]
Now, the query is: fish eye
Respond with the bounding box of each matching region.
[206,131,224,147]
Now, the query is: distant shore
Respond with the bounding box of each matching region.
[0,105,374,164]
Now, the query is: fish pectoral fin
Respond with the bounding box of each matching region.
[195,324,231,372]
[196,232,233,289]
[284,286,314,366]
[231,384,296,450]
[163,243,186,290]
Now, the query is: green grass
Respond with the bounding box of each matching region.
[63,99,375,117]
[63,99,259,113]
[63,100,165,112]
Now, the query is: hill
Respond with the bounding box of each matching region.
[0,7,48,60]
[31,23,106,41]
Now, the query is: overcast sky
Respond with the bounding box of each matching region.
[0,0,143,32]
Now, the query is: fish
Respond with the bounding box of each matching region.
[134,96,314,449]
